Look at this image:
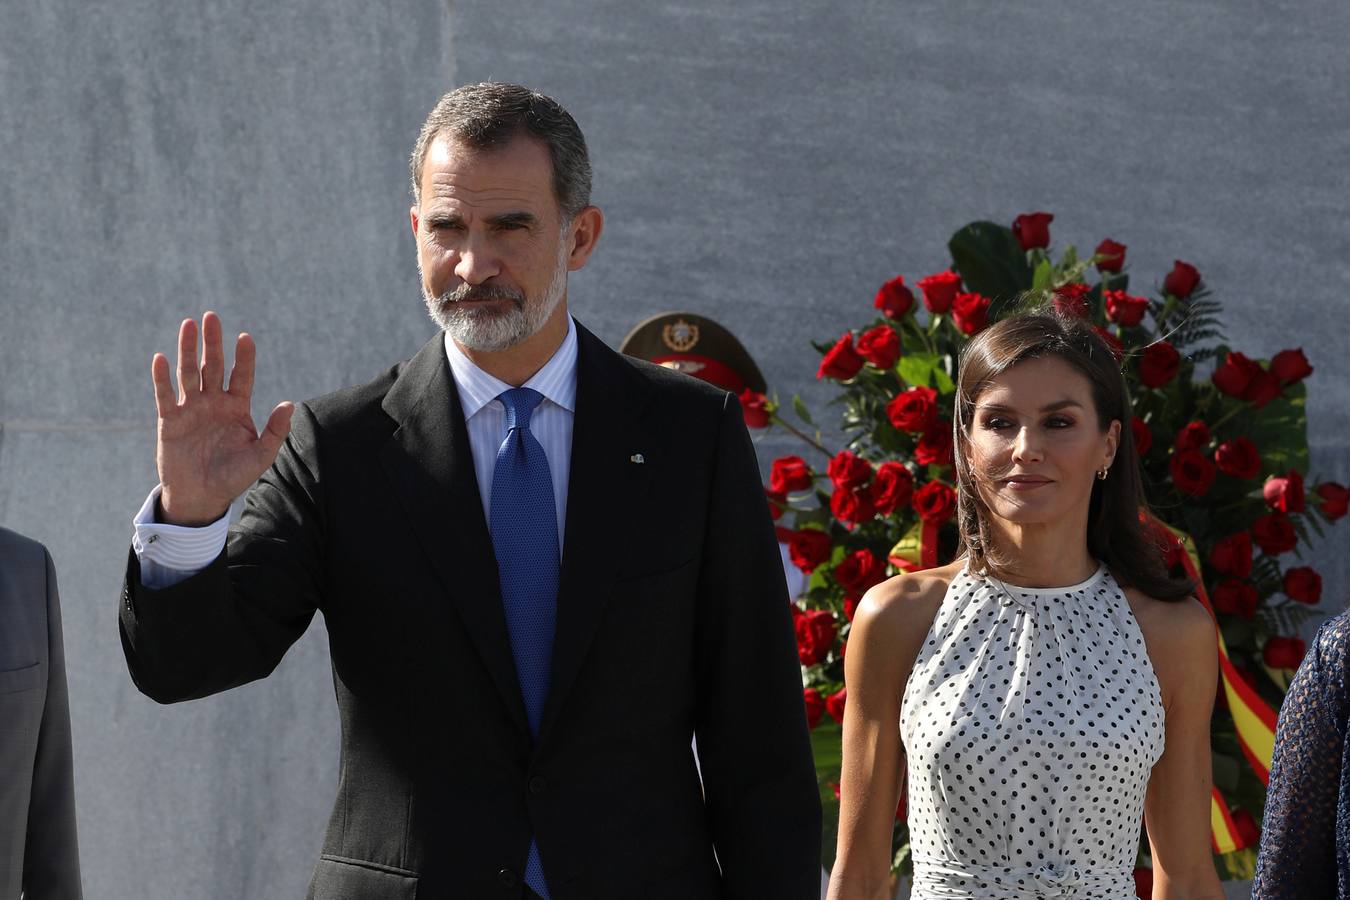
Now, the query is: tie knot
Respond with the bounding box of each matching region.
[498,387,545,431]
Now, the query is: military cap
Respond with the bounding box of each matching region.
[619,312,767,395]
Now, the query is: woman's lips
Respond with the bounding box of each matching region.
[1003,477,1052,492]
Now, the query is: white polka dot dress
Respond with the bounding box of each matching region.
[900,562,1164,899]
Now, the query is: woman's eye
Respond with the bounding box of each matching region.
[983,418,1013,430]
[1046,416,1074,428]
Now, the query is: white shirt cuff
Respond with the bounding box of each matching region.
[131,485,230,588]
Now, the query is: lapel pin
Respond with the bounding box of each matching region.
[629,453,646,464]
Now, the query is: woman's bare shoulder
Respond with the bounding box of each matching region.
[854,559,965,644]
[1124,587,1216,696]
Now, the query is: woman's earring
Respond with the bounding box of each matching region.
[1097,468,1108,481]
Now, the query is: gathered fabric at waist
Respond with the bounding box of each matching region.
[911,855,1137,900]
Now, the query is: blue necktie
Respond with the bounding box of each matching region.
[489,388,558,900]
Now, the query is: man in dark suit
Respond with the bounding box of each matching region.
[120,82,820,898]
[0,527,83,898]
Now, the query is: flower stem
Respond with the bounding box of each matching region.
[770,413,837,460]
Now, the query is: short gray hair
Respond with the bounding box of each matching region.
[409,82,592,220]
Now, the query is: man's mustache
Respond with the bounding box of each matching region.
[442,284,525,306]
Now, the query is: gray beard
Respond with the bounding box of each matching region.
[420,244,569,352]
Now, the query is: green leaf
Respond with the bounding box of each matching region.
[792,394,816,428]
[898,352,939,389]
[1031,259,1054,291]
[947,221,1033,318]
[932,362,956,395]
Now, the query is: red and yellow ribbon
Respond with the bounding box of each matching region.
[887,519,940,572]
[1153,518,1278,853]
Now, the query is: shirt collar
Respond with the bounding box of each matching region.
[443,316,579,419]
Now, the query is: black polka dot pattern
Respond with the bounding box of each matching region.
[900,564,1164,899]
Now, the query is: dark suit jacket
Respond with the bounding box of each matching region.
[0,527,83,899]
[120,321,821,899]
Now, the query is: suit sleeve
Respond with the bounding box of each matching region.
[119,403,325,703]
[23,548,83,899]
[692,392,822,898]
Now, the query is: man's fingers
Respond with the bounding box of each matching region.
[200,311,225,392]
[176,318,201,400]
[256,402,295,463]
[227,333,256,398]
[151,353,176,418]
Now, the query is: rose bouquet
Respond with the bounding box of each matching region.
[743,213,1347,884]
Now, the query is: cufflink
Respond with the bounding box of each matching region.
[629,453,645,464]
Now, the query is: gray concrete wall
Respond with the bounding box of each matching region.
[2,1,1346,896]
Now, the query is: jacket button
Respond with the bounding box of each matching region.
[498,868,518,888]
[528,775,547,794]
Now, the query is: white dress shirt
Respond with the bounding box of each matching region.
[133,319,579,588]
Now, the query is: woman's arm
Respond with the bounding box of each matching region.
[1140,596,1226,900]
[826,570,947,900]
[1251,615,1349,899]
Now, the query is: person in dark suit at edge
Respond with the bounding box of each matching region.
[0,527,83,899]
[119,82,821,899]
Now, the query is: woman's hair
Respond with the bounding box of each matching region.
[951,309,1194,601]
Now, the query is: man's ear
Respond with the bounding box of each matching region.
[409,205,420,239]
[565,206,605,272]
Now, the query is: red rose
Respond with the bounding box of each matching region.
[1174,421,1211,452]
[803,688,825,729]
[1283,566,1322,605]
[887,385,938,433]
[914,425,954,467]
[828,450,874,492]
[1012,211,1054,250]
[788,529,832,573]
[1211,579,1258,619]
[1232,808,1261,849]
[1244,370,1282,408]
[770,455,813,494]
[1092,326,1124,362]
[1138,341,1181,388]
[1052,283,1092,318]
[1258,472,1301,512]
[1163,260,1201,299]
[857,325,901,370]
[1170,449,1216,497]
[1215,438,1261,479]
[1104,290,1149,327]
[1209,532,1253,578]
[818,332,865,381]
[831,485,876,526]
[1131,417,1152,455]
[835,549,886,594]
[1317,482,1350,520]
[917,270,962,314]
[1133,867,1153,900]
[1271,348,1313,384]
[952,292,992,335]
[872,462,915,515]
[1263,636,1306,670]
[739,389,769,429]
[1263,470,1305,513]
[1212,351,1262,398]
[912,480,957,524]
[826,687,848,724]
[766,487,787,521]
[874,275,916,320]
[795,608,838,666]
[1252,512,1297,555]
[843,595,862,622]
[1095,239,1127,273]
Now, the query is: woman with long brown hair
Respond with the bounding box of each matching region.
[827,311,1225,899]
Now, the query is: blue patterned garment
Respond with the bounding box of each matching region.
[1253,609,1350,899]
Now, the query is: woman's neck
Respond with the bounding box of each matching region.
[982,513,1098,589]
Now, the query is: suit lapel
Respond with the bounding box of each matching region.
[539,323,655,741]
[379,335,530,737]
